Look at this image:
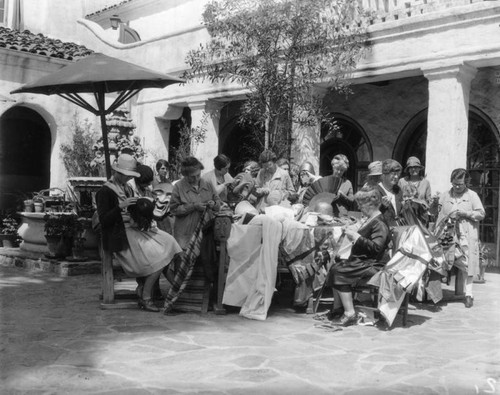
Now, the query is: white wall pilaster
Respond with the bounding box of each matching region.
[187,100,224,170]
[423,64,477,194]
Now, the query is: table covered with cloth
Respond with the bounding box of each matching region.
[222,215,347,320]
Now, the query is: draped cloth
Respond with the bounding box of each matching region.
[369,225,434,326]
[223,215,284,320]
[163,209,209,313]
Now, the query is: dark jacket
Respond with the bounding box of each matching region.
[376,184,402,227]
[350,214,390,262]
[96,185,129,253]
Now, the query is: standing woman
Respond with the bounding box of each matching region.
[153,159,172,188]
[201,154,234,203]
[331,154,354,212]
[170,156,222,249]
[377,159,403,226]
[436,168,485,308]
[398,156,432,204]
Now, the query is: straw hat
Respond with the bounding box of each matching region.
[367,161,383,176]
[112,154,140,177]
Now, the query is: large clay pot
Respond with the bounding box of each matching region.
[45,235,73,259]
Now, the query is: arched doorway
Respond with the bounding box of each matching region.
[219,101,257,174]
[0,106,51,212]
[320,114,372,192]
[394,107,500,244]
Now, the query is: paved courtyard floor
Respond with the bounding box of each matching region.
[1,265,499,394]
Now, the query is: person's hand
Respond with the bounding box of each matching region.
[343,228,359,242]
[455,210,469,219]
[193,202,206,212]
[381,196,391,207]
[119,197,138,209]
[206,200,216,210]
[256,187,270,196]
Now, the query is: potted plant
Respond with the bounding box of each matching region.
[0,216,21,248]
[44,213,81,258]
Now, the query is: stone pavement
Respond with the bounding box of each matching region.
[1,265,499,395]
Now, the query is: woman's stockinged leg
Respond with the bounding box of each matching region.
[143,269,163,300]
[338,291,355,317]
[138,269,163,312]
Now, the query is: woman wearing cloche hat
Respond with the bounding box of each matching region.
[398,156,432,204]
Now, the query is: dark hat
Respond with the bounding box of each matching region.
[405,156,424,172]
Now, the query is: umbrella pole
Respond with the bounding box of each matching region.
[97,90,112,179]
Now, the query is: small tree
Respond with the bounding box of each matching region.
[60,113,98,177]
[183,0,371,159]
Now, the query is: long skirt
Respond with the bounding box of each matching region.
[115,226,182,277]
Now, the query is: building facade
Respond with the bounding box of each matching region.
[0,0,499,255]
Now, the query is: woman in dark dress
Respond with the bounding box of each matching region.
[328,186,391,326]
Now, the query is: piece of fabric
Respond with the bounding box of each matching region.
[223,215,284,320]
[96,179,134,252]
[163,209,209,313]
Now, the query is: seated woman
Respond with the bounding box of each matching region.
[328,186,390,326]
[96,154,182,313]
[115,198,183,312]
[254,150,296,211]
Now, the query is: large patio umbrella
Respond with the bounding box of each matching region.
[11,52,184,178]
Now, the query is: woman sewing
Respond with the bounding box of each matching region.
[327,186,391,326]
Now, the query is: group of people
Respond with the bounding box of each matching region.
[96,149,485,324]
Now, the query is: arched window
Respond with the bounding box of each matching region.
[320,114,372,191]
[394,107,500,243]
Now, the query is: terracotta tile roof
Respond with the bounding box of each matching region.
[0,27,93,61]
[85,0,135,18]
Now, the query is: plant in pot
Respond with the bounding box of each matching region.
[71,218,87,260]
[44,213,80,259]
[0,216,21,248]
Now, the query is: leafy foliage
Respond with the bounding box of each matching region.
[183,0,371,159]
[60,113,99,177]
[0,216,19,235]
[43,214,82,238]
[170,115,207,180]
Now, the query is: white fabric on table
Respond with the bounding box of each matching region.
[223,215,283,321]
